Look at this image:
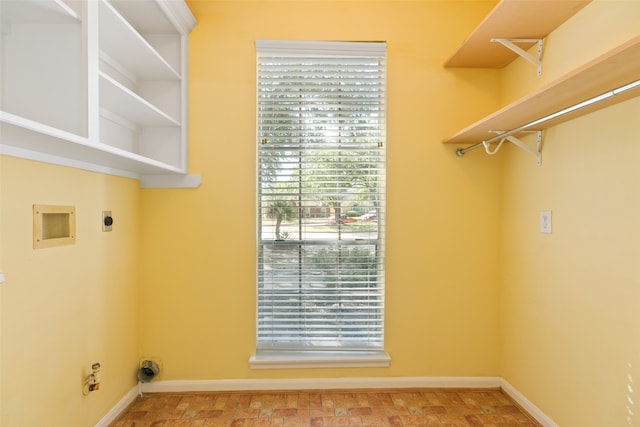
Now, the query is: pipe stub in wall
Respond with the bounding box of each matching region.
[138,360,160,383]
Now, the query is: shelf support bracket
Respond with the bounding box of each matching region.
[490,38,543,75]
[484,130,542,166]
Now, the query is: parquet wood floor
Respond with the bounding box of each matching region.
[110,388,542,426]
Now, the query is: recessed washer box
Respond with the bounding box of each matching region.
[33,205,76,249]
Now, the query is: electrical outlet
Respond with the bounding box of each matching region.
[540,210,552,234]
[102,211,113,232]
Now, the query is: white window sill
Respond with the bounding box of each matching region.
[249,351,391,369]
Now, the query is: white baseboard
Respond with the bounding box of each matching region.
[101,377,555,427]
[500,378,559,427]
[140,376,502,393]
[94,385,139,427]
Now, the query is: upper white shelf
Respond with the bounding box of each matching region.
[443,36,640,145]
[99,0,180,81]
[0,0,79,25]
[444,0,591,68]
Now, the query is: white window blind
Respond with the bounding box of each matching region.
[256,40,386,353]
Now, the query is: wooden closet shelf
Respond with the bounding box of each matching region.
[443,36,640,145]
[445,0,591,68]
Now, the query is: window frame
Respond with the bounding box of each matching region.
[252,40,389,368]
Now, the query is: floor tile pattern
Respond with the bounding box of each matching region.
[110,388,542,427]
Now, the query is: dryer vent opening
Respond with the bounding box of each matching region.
[138,360,160,383]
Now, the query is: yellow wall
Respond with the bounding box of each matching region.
[5,1,638,425]
[138,0,503,380]
[499,1,640,426]
[0,156,140,426]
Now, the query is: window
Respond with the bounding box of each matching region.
[253,40,387,367]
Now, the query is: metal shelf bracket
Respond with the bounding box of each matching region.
[490,38,543,75]
[483,130,542,166]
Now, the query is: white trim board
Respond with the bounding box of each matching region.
[249,351,391,369]
[94,385,139,427]
[100,377,558,427]
[500,378,559,427]
[140,376,502,393]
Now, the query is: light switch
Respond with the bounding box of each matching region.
[540,210,552,234]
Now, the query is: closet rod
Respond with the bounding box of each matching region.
[456,78,640,158]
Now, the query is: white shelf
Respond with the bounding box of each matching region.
[0,0,199,187]
[99,72,180,127]
[98,0,180,81]
[0,0,80,25]
[109,0,187,34]
[0,112,87,147]
[0,113,185,176]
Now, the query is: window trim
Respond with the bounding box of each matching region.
[255,40,386,56]
[249,350,390,370]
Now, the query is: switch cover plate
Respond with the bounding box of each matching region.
[540,210,552,234]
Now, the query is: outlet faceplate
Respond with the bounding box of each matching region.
[102,211,113,232]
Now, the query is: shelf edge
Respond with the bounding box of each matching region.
[0,144,141,180]
[139,174,202,188]
[156,0,197,35]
